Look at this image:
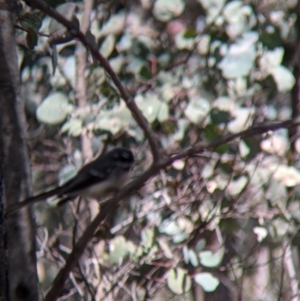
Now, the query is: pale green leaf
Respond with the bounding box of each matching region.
[184,98,210,124]
[259,48,284,71]
[100,34,115,58]
[135,93,169,123]
[159,219,181,236]
[141,228,155,251]
[109,56,124,74]
[58,164,77,186]
[198,0,226,23]
[20,12,42,32]
[175,33,195,50]
[61,118,82,137]
[260,134,289,156]
[99,12,126,37]
[194,272,220,292]
[153,0,185,22]
[188,249,199,267]
[228,107,253,133]
[271,65,295,92]
[239,140,250,157]
[228,176,248,196]
[108,236,130,264]
[273,166,300,187]
[218,32,258,79]
[199,248,224,268]
[95,103,132,135]
[167,268,191,295]
[172,232,189,243]
[37,92,71,125]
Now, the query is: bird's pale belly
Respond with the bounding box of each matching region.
[75,172,129,200]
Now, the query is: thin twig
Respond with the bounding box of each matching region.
[27,0,160,161]
[44,118,300,301]
[75,0,93,161]
[14,24,49,37]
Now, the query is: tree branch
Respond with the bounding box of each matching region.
[27,0,161,161]
[45,117,300,300]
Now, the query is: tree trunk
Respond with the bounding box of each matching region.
[0,1,39,300]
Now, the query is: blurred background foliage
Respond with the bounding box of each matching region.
[14,0,300,300]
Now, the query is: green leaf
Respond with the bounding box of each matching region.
[61,118,82,137]
[199,248,224,268]
[194,272,219,292]
[184,98,210,125]
[153,0,185,22]
[220,218,240,235]
[37,92,71,125]
[141,228,155,251]
[259,48,284,71]
[139,65,152,80]
[259,25,282,49]
[273,165,300,187]
[170,119,189,141]
[58,164,77,186]
[108,236,130,264]
[241,137,261,159]
[271,218,291,238]
[172,232,189,243]
[99,34,116,58]
[228,176,248,196]
[26,28,38,50]
[199,0,226,23]
[228,107,252,133]
[183,29,197,38]
[135,93,169,123]
[260,134,289,156]
[210,108,232,124]
[218,32,258,79]
[159,219,181,236]
[94,103,132,135]
[48,3,79,45]
[203,124,222,140]
[183,247,199,267]
[175,33,195,50]
[99,12,126,37]
[20,12,42,32]
[222,2,255,39]
[271,66,295,92]
[109,56,124,74]
[167,268,191,295]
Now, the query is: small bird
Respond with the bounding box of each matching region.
[6,148,135,214]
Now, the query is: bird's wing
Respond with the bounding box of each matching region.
[58,163,109,195]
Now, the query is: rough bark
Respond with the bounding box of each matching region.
[0,1,39,300]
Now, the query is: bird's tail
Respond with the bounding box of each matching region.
[5,186,64,215]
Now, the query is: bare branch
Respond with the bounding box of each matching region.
[75,0,93,161]
[27,0,161,161]
[44,117,300,300]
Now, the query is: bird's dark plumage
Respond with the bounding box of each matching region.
[6,148,134,214]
